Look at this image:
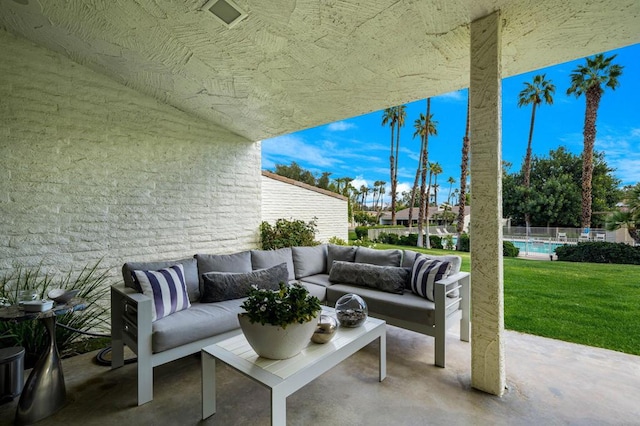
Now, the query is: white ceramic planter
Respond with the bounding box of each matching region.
[238,313,318,359]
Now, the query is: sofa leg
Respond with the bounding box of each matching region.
[138,361,153,405]
[434,331,446,368]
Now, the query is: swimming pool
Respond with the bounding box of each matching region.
[508,240,570,254]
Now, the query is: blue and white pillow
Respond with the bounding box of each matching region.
[410,255,452,301]
[133,264,191,321]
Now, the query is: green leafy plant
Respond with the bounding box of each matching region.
[328,236,348,246]
[0,261,112,366]
[260,218,319,250]
[240,282,320,328]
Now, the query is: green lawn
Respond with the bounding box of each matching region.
[375,244,640,356]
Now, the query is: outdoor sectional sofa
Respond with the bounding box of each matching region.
[111,244,470,405]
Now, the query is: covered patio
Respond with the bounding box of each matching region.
[0,325,638,425]
[1,0,639,422]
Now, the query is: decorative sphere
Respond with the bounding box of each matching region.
[311,314,338,343]
[335,294,368,327]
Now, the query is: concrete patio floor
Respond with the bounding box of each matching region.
[1,325,638,426]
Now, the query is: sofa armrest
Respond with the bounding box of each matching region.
[111,283,153,367]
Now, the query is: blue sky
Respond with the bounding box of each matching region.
[263,43,639,204]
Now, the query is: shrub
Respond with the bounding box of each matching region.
[354,226,369,240]
[443,234,455,250]
[348,230,358,241]
[429,235,443,249]
[0,261,111,367]
[328,236,347,246]
[503,240,520,257]
[555,242,640,264]
[376,232,399,245]
[260,218,318,249]
[457,233,470,252]
[398,233,419,247]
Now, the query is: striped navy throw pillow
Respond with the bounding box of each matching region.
[410,255,452,301]
[133,264,191,321]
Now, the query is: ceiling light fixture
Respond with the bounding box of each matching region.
[202,0,247,29]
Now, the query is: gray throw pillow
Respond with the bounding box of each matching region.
[200,263,288,303]
[354,246,402,267]
[195,251,253,297]
[292,245,327,278]
[251,248,295,281]
[328,261,409,295]
[326,244,357,273]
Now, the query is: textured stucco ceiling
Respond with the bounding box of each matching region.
[1,0,639,141]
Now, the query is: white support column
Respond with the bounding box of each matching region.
[469,11,506,396]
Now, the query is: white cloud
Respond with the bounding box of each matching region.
[262,134,342,168]
[438,89,466,103]
[595,127,640,186]
[327,121,356,132]
[351,177,368,189]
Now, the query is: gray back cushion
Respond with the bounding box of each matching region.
[402,250,461,274]
[292,245,327,278]
[326,244,357,273]
[122,257,200,302]
[195,251,252,295]
[354,246,402,267]
[250,248,295,281]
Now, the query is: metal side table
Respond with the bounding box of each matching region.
[0,299,84,425]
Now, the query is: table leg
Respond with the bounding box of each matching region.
[202,352,216,419]
[379,332,386,381]
[15,316,66,425]
[271,388,286,426]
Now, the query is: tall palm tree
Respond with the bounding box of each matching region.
[418,99,437,248]
[409,112,437,229]
[382,107,398,224]
[392,105,407,225]
[518,74,555,230]
[567,54,623,229]
[457,96,470,244]
[446,177,456,206]
[430,163,443,207]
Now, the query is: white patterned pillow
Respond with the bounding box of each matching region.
[410,256,452,301]
[132,264,191,321]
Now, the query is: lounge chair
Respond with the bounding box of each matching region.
[595,233,606,242]
[557,232,567,242]
[578,232,590,241]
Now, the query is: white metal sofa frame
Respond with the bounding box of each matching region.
[111,270,470,406]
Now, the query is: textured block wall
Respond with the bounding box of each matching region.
[0,31,261,282]
[261,173,348,243]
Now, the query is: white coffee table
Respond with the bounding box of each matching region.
[201,309,386,425]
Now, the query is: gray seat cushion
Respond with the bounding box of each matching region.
[326,285,437,327]
[298,273,331,288]
[328,261,409,294]
[151,299,244,353]
[123,257,200,302]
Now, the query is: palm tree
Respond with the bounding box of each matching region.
[409,112,437,229]
[392,105,407,224]
[446,177,456,206]
[456,96,470,244]
[430,163,443,207]
[418,99,437,248]
[606,184,640,244]
[567,54,623,229]
[518,74,555,230]
[382,107,398,224]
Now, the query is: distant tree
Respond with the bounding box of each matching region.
[317,172,332,190]
[418,99,436,248]
[381,105,406,225]
[274,161,316,186]
[517,74,555,231]
[409,111,437,229]
[503,147,621,227]
[430,163,443,207]
[567,53,623,228]
[606,183,640,244]
[446,176,456,206]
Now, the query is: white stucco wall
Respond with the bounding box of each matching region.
[0,31,262,281]
[261,172,348,243]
